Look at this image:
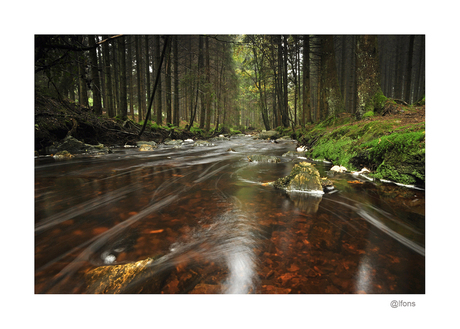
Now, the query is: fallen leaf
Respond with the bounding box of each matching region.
[149,229,164,234]
[288,264,300,272]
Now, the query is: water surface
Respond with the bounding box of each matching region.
[35,137,425,294]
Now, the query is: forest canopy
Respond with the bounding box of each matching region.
[35,35,425,132]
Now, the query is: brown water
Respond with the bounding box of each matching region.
[34,137,425,294]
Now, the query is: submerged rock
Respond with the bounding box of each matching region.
[247,155,281,163]
[209,136,230,142]
[164,139,183,145]
[277,136,293,141]
[47,136,110,155]
[230,134,246,139]
[273,162,323,193]
[85,256,167,294]
[193,140,214,147]
[282,150,304,157]
[287,192,323,213]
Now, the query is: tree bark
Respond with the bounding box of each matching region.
[319,35,344,118]
[173,36,180,126]
[302,35,311,125]
[165,37,172,125]
[88,35,102,115]
[355,35,384,118]
[102,35,113,117]
[118,36,128,119]
[135,36,144,121]
[154,35,163,125]
[404,35,414,103]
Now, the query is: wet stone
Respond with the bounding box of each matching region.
[247,155,281,163]
[257,130,280,139]
[164,139,183,145]
[282,150,304,157]
[209,136,230,141]
[193,140,214,147]
[84,256,167,293]
[273,162,323,192]
[47,135,110,155]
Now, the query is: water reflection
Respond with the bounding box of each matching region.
[35,137,425,294]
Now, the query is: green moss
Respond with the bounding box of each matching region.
[363,132,425,184]
[307,137,358,170]
[373,91,387,112]
[363,111,374,118]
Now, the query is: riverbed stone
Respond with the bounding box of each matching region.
[164,139,183,145]
[137,142,157,151]
[47,135,110,155]
[273,162,323,192]
[53,150,74,159]
[282,150,304,157]
[247,154,281,163]
[230,134,246,139]
[257,130,280,140]
[84,255,167,293]
[209,136,230,141]
[193,140,214,147]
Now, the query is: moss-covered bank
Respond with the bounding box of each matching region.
[274,103,425,187]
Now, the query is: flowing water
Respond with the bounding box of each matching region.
[34,136,425,294]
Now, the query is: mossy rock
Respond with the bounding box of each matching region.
[85,256,167,294]
[53,150,74,159]
[273,162,323,192]
[47,136,110,155]
[247,155,281,163]
[257,130,280,139]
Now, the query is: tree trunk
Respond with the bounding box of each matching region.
[127,36,134,120]
[154,35,163,125]
[145,36,151,111]
[118,36,128,119]
[165,37,172,125]
[404,35,414,103]
[355,35,384,118]
[302,35,311,125]
[205,36,212,131]
[319,35,344,118]
[173,36,180,126]
[88,35,102,115]
[135,36,144,122]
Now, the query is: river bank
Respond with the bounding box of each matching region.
[35,92,425,187]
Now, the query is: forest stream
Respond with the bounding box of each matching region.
[34,136,425,294]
